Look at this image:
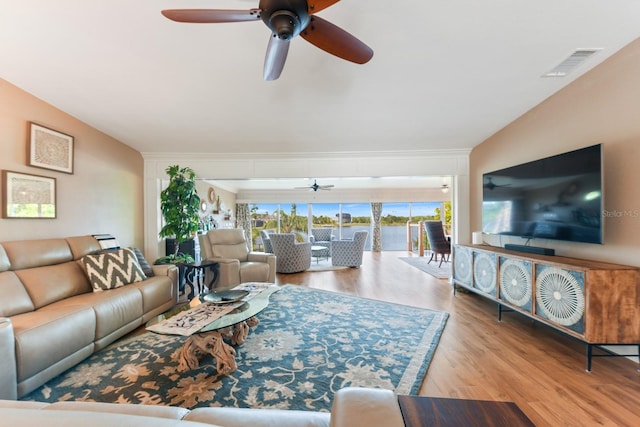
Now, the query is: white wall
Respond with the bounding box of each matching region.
[196,180,237,229]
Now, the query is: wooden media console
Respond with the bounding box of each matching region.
[452,244,640,371]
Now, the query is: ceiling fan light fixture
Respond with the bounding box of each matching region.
[268,10,302,40]
[441,184,450,194]
[294,179,334,191]
[162,0,372,81]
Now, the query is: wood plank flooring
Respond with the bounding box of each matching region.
[277,251,640,427]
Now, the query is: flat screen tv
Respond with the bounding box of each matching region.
[482,144,603,244]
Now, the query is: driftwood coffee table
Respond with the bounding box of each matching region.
[148,284,279,375]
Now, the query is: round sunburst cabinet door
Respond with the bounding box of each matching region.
[535,266,585,332]
[472,252,497,294]
[499,258,532,310]
[453,246,472,286]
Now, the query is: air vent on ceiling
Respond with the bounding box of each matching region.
[542,48,602,77]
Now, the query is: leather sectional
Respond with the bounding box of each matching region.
[0,387,405,427]
[0,235,178,399]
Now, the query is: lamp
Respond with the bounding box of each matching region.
[441,184,450,193]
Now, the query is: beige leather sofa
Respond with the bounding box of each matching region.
[0,235,178,399]
[0,387,405,427]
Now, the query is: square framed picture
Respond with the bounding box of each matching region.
[2,170,56,218]
[29,122,74,174]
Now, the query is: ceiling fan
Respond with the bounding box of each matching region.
[161,0,374,81]
[295,179,334,191]
[484,177,511,191]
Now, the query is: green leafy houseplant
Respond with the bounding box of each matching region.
[156,165,200,264]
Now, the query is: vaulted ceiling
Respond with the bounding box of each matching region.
[2,1,640,189]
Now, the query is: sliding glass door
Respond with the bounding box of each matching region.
[250,201,450,251]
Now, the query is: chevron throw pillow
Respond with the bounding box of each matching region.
[81,248,147,292]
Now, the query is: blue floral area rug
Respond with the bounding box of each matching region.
[22,285,448,411]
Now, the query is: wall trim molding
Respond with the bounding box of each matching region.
[141,148,471,162]
[143,150,471,260]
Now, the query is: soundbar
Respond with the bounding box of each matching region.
[504,244,555,256]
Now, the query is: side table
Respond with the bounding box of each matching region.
[397,395,534,427]
[183,261,220,299]
[311,245,330,263]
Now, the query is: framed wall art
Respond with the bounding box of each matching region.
[29,122,74,174]
[2,170,56,218]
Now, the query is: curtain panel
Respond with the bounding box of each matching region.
[370,202,382,252]
[236,203,252,250]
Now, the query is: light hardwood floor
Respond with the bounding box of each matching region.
[276,251,640,427]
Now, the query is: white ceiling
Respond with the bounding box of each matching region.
[2,1,640,190]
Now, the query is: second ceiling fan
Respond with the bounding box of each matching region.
[295,179,334,191]
[161,0,374,80]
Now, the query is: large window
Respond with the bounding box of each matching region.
[311,203,337,228]
[380,202,444,250]
[250,203,308,247]
[250,201,450,251]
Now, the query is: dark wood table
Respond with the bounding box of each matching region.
[398,395,535,427]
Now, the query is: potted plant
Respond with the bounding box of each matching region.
[156,165,201,265]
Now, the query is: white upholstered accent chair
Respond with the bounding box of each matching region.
[331,230,368,268]
[199,229,276,288]
[260,229,276,253]
[309,228,335,253]
[269,233,312,273]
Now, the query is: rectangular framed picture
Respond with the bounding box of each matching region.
[2,170,56,218]
[29,122,74,174]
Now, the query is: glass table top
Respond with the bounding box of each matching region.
[147,285,280,334]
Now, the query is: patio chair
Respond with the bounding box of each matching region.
[269,233,312,273]
[424,221,451,267]
[331,230,368,268]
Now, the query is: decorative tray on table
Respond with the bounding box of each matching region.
[202,289,249,304]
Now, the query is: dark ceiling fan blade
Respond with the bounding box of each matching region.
[308,0,341,14]
[300,15,373,64]
[161,9,261,23]
[263,35,290,81]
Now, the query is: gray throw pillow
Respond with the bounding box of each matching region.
[130,247,155,277]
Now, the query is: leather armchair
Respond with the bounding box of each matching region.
[199,229,276,287]
[331,231,368,267]
[269,233,312,273]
